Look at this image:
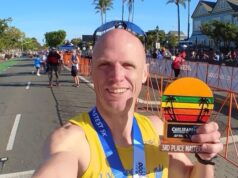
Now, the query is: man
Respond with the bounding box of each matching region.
[47,48,61,87]
[70,49,80,87]
[172,52,184,78]
[33,29,222,178]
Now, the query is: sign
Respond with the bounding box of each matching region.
[155,42,160,49]
[160,77,214,153]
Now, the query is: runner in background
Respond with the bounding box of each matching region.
[70,49,80,87]
[47,48,61,87]
[34,54,41,76]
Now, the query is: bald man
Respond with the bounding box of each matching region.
[33,29,222,178]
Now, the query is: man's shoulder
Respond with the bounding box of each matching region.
[45,122,87,157]
[135,113,164,136]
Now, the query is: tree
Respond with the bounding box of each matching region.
[0,17,42,51]
[167,0,186,42]
[122,0,126,20]
[187,0,191,39]
[44,30,66,47]
[71,38,81,47]
[124,0,144,22]
[0,26,24,50]
[145,29,165,50]
[128,0,134,22]
[23,37,41,51]
[200,20,238,48]
[166,33,178,48]
[0,17,12,35]
[93,0,113,25]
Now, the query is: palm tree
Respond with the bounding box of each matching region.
[93,0,113,25]
[127,0,134,22]
[167,0,186,42]
[122,0,126,20]
[187,0,191,40]
[124,0,144,22]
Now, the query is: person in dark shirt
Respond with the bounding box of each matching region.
[47,48,61,87]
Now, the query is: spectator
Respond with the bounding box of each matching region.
[70,49,80,87]
[172,52,184,78]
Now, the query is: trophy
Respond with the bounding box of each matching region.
[160,77,214,153]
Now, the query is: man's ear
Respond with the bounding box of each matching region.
[142,63,148,83]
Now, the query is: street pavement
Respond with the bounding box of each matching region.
[0,58,237,177]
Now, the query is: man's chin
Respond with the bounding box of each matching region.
[106,100,134,113]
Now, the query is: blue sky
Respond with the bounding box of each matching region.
[1,0,201,43]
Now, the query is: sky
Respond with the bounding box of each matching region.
[1,0,202,44]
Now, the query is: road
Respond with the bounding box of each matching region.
[0,58,68,177]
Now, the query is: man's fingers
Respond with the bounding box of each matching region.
[191,131,221,143]
[197,143,224,160]
[201,143,223,154]
[196,122,219,134]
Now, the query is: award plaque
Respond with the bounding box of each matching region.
[160,77,214,153]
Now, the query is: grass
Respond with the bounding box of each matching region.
[0,58,18,73]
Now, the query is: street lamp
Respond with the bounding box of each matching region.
[155,26,160,49]
[156,25,159,42]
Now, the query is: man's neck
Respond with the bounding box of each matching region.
[95,105,134,147]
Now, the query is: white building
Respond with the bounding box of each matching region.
[190,0,238,47]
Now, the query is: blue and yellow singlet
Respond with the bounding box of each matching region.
[69,112,169,178]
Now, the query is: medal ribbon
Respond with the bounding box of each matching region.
[89,107,146,177]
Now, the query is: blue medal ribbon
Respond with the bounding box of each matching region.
[89,107,146,177]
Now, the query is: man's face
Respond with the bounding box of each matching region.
[92,29,147,113]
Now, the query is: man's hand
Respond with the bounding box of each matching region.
[191,121,223,160]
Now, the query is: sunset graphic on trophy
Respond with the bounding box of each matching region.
[160,77,214,153]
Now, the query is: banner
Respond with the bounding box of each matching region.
[231,68,238,93]
[164,60,173,77]
[206,65,220,88]
[185,61,197,77]
[218,66,233,91]
[196,63,208,83]
[147,59,238,94]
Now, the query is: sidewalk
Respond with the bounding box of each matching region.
[52,67,238,178]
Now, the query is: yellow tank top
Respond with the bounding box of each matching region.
[69,112,169,178]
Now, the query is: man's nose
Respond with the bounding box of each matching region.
[109,63,124,82]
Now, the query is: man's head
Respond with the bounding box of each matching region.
[92,29,147,114]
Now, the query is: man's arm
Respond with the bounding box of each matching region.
[32,122,90,178]
[32,152,79,178]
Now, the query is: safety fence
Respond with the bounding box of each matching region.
[63,54,91,76]
[149,59,238,93]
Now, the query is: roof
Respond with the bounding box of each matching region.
[192,0,216,17]
[227,0,238,11]
[201,1,216,11]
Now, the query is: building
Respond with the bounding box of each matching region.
[190,0,238,47]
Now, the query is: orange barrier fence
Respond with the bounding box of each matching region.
[80,57,91,76]
[63,52,72,67]
[63,53,91,76]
